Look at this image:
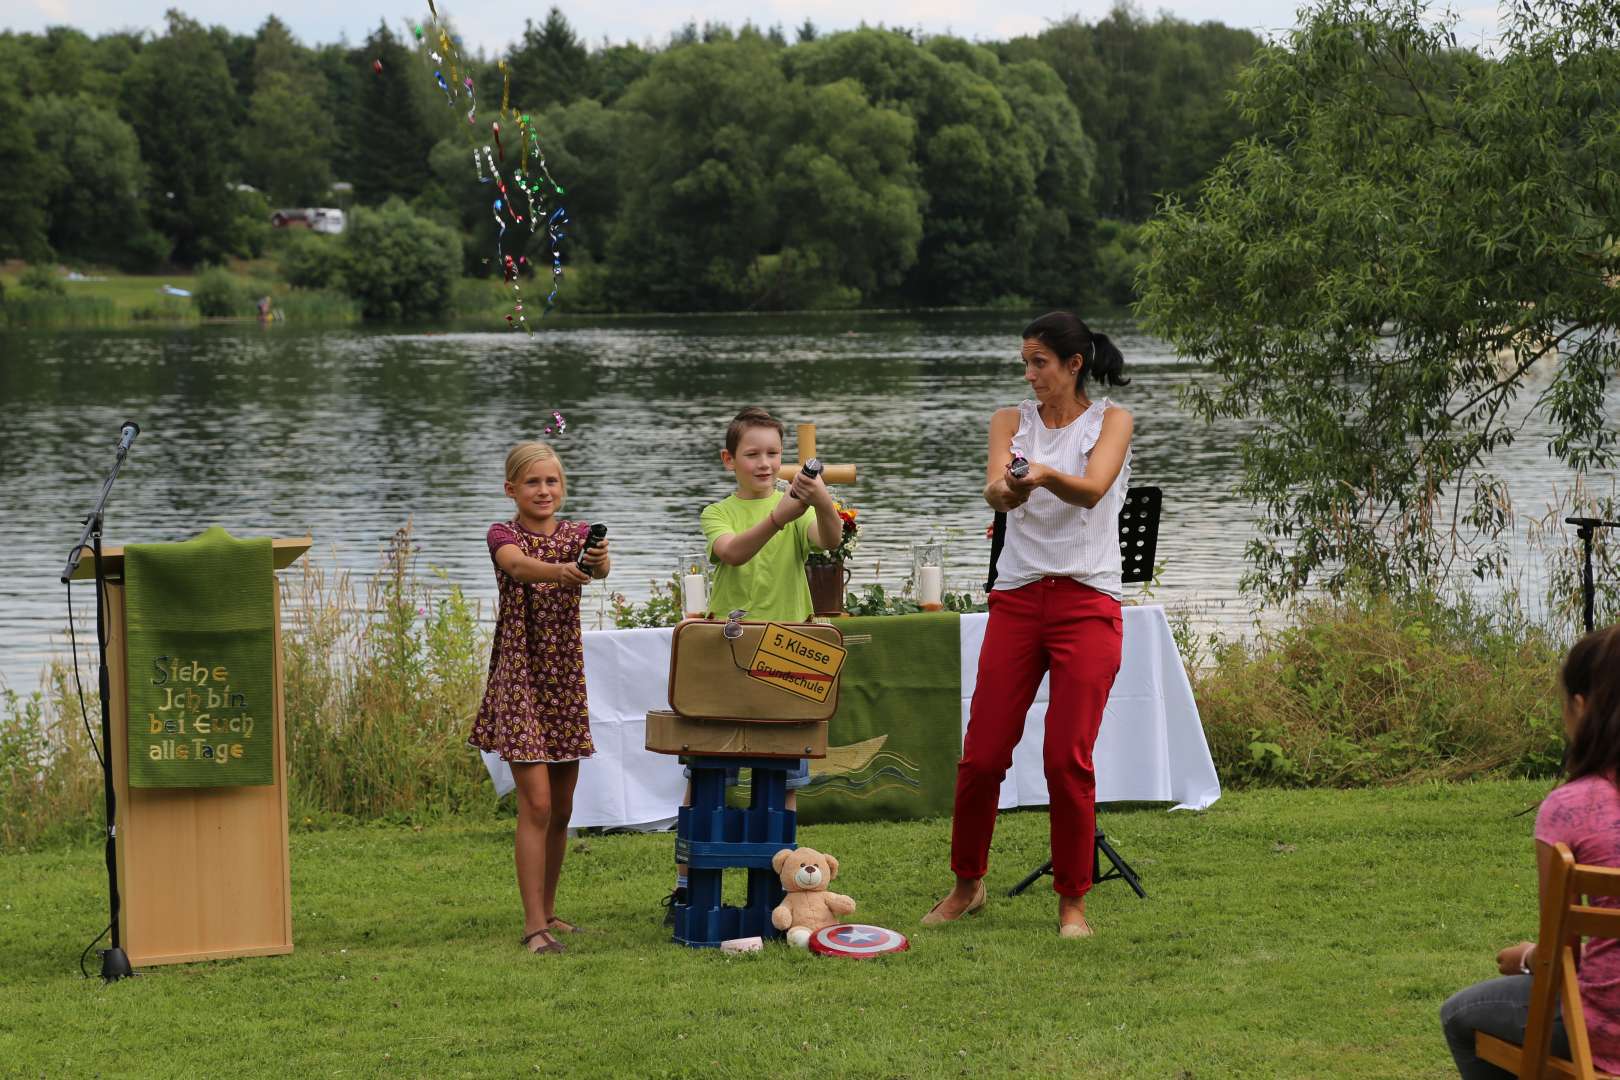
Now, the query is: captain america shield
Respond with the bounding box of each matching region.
[808,924,910,958]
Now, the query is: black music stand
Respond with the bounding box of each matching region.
[986,486,1161,899]
[1567,516,1620,635]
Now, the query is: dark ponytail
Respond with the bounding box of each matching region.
[1022,311,1130,389]
[1562,625,1620,784]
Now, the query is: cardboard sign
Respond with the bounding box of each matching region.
[747,623,848,703]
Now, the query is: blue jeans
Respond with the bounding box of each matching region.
[683,759,811,790]
[1440,974,1569,1078]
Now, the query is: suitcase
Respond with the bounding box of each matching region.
[643,709,828,759]
[667,618,844,722]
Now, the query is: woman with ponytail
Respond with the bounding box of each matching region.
[923,312,1134,938]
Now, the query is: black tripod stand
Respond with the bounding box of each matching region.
[1567,516,1619,635]
[59,421,141,982]
[986,486,1161,900]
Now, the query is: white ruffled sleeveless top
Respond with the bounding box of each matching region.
[993,398,1131,599]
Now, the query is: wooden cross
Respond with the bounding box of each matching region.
[777,423,857,487]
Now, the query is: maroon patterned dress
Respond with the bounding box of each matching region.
[468,519,595,763]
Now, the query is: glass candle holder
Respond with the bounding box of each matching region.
[913,543,945,611]
[678,553,710,620]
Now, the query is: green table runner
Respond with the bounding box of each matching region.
[793,612,962,824]
[124,526,276,787]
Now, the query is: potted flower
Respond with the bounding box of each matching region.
[804,501,859,616]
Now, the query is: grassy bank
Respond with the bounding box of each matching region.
[0,781,1552,1077]
[0,265,359,328]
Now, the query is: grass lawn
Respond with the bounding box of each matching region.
[0,781,1549,1077]
[0,269,199,305]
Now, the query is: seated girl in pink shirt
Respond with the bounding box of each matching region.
[1441,624,1620,1077]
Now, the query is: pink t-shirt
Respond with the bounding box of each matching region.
[1535,775,1620,1070]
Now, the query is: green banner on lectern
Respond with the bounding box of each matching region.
[124,526,276,787]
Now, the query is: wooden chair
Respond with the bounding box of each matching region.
[1475,842,1620,1079]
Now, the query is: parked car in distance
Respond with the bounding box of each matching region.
[270,207,346,235]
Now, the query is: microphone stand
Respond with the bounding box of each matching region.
[1566,516,1620,635]
[60,422,140,983]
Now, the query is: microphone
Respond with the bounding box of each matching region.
[116,421,140,457]
[576,523,607,573]
[789,458,823,499]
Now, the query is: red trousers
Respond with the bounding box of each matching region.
[951,577,1123,897]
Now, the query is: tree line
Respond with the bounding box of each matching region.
[0,6,1260,311]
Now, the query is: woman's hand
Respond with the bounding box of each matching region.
[1496,941,1536,976]
[1007,460,1055,498]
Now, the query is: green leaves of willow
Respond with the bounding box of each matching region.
[1140,0,1620,601]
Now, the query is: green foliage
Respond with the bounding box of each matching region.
[610,576,683,628]
[191,266,247,316]
[1090,218,1147,309]
[1192,593,1568,788]
[119,12,249,266]
[7,9,1262,309]
[340,199,462,320]
[274,229,346,289]
[1002,8,1259,221]
[507,8,589,110]
[1139,0,1620,600]
[842,583,986,616]
[241,71,334,205]
[18,264,63,294]
[270,288,360,322]
[0,672,101,852]
[26,95,163,268]
[785,30,1097,306]
[348,23,434,206]
[0,71,49,260]
[280,527,490,820]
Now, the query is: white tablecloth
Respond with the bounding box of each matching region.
[483,605,1221,825]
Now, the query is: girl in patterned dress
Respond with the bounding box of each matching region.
[469,442,610,956]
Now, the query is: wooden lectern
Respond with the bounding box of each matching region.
[71,537,310,966]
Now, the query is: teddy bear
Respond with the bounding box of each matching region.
[771,846,856,948]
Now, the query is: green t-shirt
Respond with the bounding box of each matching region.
[701,491,814,622]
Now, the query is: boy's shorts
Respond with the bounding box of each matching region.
[684,759,811,790]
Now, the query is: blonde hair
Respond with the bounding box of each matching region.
[504,441,567,508]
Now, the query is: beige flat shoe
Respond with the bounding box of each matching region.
[921,880,987,926]
[1058,917,1093,939]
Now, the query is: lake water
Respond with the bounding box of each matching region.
[0,311,1603,693]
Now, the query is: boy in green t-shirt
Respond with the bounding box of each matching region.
[700,406,842,621]
[664,406,844,923]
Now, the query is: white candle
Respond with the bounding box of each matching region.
[918,565,943,611]
[683,572,708,618]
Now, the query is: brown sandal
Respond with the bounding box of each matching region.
[520,928,565,954]
[547,918,585,934]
